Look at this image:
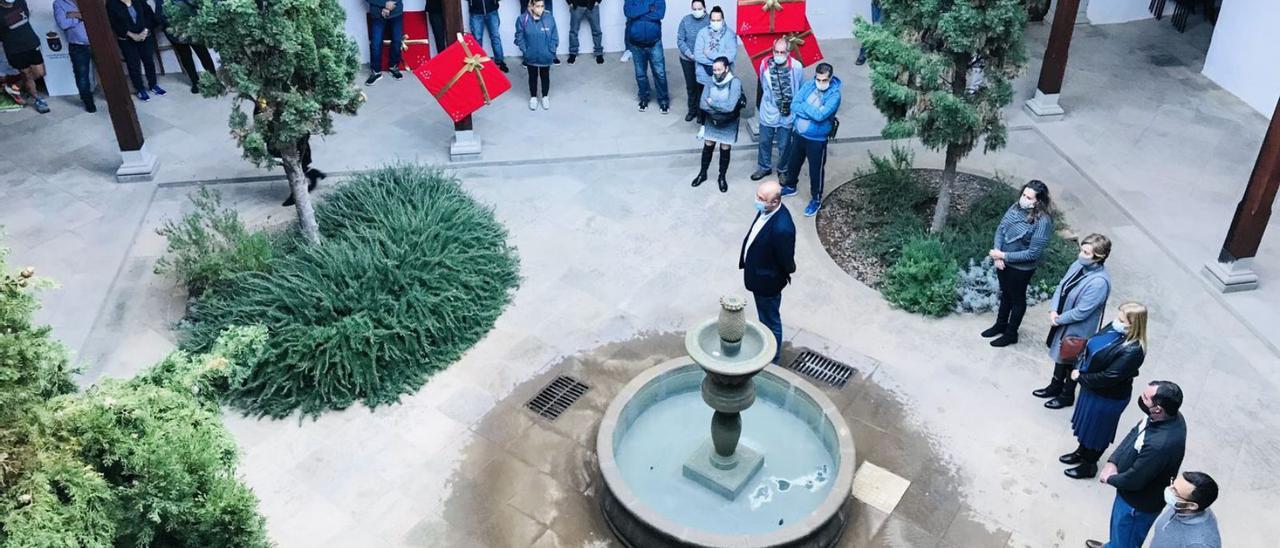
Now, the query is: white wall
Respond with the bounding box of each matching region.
[343,0,860,65]
[1086,0,1152,25]
[1202,0,1280,118]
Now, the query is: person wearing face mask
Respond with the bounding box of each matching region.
[1035,233,1113,409]
[515,0,558,110]
[739,180,796,364]
[1147,472,1221,548]
[694,57,743,193]
[1059,302,1148,479]
[781,63,841,217]
[983,180,1054,347]
[751,37,803,182]
[676,0,710,122]
[1088,380,1187,548]
[693,6,735,93]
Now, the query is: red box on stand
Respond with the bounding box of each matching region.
[736,0,808,36]
[742,30,824,76]
[414,34,511,123]
[368,11,433,71]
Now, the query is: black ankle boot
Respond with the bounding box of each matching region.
[990,333,1019,347]
[717,148,730,193]
[1059,445,1085,465]
[1064,461,1098,479]
[693,145,714,187]
[1033,363,1070,398]
[981,324,1006,338]
[1045,377,1076,409]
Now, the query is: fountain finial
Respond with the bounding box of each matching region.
[717,295,748,356]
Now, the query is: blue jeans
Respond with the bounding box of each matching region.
[757,124,793,173]
[784,135,830,201]
[569,5,603,55]
[1104,495,1159,548]
[469,12,505,62]
[68,43,94,106]
[858,0,882,59]
[627,41,669,105]
[753,292,783,363]
[370,15,404,69]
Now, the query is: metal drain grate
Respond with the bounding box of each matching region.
[785,351,857,388]
[525,375,590,421]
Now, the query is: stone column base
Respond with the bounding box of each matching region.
[746,116,760,143]
[1202,257,1260,293]
[116,144,159,183]
[449,129,482,161]
[1024,89,1066,121]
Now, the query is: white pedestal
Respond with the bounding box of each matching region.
[1024,89,1066,121]
[1202,257,1260,293]
[449,129,482,161]
[746,116,760,143]
[116,143,159,183]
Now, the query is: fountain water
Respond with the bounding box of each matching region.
[597,298,855,547]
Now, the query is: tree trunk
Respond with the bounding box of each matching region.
[280,147,321,245]
[929,144,962,233]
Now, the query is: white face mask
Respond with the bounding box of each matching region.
[710,20,724,31]
[1113,320,1128,334]
[1019,196,1036,210]
[1164,487,1195,511]
[773,53,788,65]
[692,9,705,18]
[815,80,830,91]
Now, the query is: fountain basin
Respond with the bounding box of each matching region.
[598,358,855,547]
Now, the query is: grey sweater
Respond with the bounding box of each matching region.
[993,204,1053,270]
[1149,507,1220,548]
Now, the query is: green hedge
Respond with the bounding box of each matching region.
[181,165,521,418]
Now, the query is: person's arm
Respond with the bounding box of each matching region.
[805,87,841,121]
[1057,277,1108,325]
[547,17,558,53]
[676,20,693,58]
[774,221,797,275]
[513,15,525,51]
[623,0,645,20]
[791,87,814,120]
[1002,216,1053,263]
[993,210,1008,250]
[106,3,129,38]
[648,0,664,21]
[722,30,737,61]
[54,1,76,31]
[1079,347,1143,389]
[1105,442,1171,491]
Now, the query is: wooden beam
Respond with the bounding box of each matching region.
[80,0,144,152]
[1035,0,1082,96]
[1219,98,1280,262]
[441,0,471,132]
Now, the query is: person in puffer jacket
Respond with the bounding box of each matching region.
[781,63,842,218]
[623,0,669,113]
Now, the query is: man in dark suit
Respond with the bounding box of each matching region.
[1087,380,1188,548]
[739,181,796,363]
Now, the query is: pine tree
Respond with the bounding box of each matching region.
[171,0,365,244]
[855,0,1028,232]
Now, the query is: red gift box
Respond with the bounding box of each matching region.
[737,0,808,36]
[743,30,824,76]
[368,11,433,71]
[414,34,511,123]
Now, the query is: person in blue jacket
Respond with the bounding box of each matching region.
[365,0,404,85]
[515,0,558,110]
[623,0,668,113]
[781,63,841,217]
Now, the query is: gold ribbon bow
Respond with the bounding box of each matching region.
[383,34,431,53]
[739,0,801,33]
[433,37,493,105]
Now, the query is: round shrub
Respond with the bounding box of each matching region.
[881,237,959,317]
[182,165,521,418]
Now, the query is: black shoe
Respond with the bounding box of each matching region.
[691,172,707,187]
[1064,462,1097,479]
[856,55,867,66]
[365,72,383,86]
[568,54,577,64]
[282,193,296,207]
[498,62,510,73]
[84,102,97,113]
[717,175,728,193]
[305,168,327,192]
[685,112,697,122]
[1045,396,1074,409]
[1059,449,1084,465]
[390,67,404,80]
[980,324,1006,338]
[638,100,649,112]
[595,55,604,64]
[190,84,199,94]
[553,57,561,65]
[750,169,771,181]
[1032,381,1063,399]
[990,334,1018,347]
[1085,540,1104,548]
[659,103,670,114]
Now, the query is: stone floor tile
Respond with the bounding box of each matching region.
[866,515,942,548]
[939,509,1014,548]
[851,461,912,515]
[889,462,965,538]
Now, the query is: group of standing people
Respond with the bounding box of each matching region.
[985,181,1221,548]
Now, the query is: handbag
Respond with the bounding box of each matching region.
[828,116,840,139]
[705,91,747,128]
[1059,336,1087,363]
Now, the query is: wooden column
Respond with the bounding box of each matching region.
[1024,0,1082,120]
[441,0,471,132]
[81,0,157,180]
[441,0,481,158]
[1203,98,1280,292]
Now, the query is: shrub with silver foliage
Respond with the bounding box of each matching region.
[954,257,1052,314]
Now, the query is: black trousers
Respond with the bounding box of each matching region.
[166,32,215,87]
[119,38,157,92]
[679,58,703,117]
[995,266,1035,334]
[68,43,95,106]
[527,65,549,97]
[426,9,447,55]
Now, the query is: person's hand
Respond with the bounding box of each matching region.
[1070,370,1080,381]
[384,0,395,9]
[1099,463,1118,483]
[994,259,1005,270]
[1049,311,1059,326]
[382,8,390,17]
[988,249,1005,260]
[68,10,81,19]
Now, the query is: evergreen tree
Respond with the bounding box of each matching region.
[855,0,1028,232]
[171,0,365,244]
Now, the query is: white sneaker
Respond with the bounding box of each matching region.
[620,50,632,62]
[540,96,550,110]
[529,97,538,110]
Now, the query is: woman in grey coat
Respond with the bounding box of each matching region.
[692,57,742,193]
[1034,233,1113,409]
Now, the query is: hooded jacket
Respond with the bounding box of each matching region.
[791,75,842,141]
[623,0,664,47]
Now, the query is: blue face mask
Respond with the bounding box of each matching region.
[754,200,768,214]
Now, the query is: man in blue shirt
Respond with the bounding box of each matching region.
[623,0,668,113]
[781,63,842,217]
[53,0,94,112]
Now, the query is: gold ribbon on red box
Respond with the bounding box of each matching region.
[415,33,511,122]
[434,39,493,105]
[737,0,807,35]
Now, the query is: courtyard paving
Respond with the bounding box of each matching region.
[1,14,1278,548]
